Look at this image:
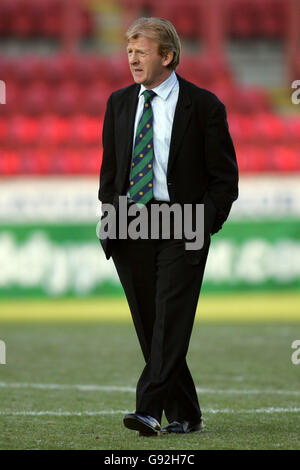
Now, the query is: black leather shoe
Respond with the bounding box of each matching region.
[123,413,161,436]
[161,419,204,434]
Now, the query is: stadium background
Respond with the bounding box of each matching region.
[0,0,300,300]
[0,0,300,450]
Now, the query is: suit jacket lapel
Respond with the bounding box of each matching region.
[125,84,140,163]
[118,84,139,193]
[167,74,192,177]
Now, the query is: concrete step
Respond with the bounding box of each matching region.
[226,39,287,87]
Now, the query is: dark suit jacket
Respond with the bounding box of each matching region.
[98,74,239,263]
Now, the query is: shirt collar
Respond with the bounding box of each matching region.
[139,71,178,101]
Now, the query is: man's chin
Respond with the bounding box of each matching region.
[131,72,147,85]
[132,77,145,85]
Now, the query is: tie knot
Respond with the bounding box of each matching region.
[143,90,156,103]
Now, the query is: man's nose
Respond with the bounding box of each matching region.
[129,54,139,65]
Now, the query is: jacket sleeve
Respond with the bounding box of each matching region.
[204,99,239,234]
[98,94,116,205]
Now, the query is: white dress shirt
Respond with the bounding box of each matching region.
[127,71,179,202]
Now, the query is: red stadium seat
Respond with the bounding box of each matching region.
[0,0,14,36]
[82,146,102,174]
[285,117,300,140]
[258,0,287,37]
[78,7,94,37]
[19,148,51,175]
[42,55,77,84]
[228,114,257,141]
[104,56,132,87]
[254,112,285,140]
[13,57,42,84]
[51,80,82,115]
[11,14,33,38]
[272,146,300,172]
[8,115,39,144]
[0,118,8,140]
[227,0,287,38]
[40,0,63,38]
[293,56,300,79]
[73,56,98,84]
[50,148,82,174]
[21,82,51,115]
[69,115,101,145]
[39,114,70,144]
[239,143,279,172]
[33,149,52,175]
[228,0,256,38]
[0,150,20,175]
[83,85,108,116]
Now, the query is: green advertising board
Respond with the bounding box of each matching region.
[0,218,299,298]
[0,177,299,298]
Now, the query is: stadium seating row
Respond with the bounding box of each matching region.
[123,0,288,38]
[1,113,299,144]
[0,115,103,144]
[236,145,300,172]
[0,0,288,38]
[228,113,300,141]
[0,0,93,38]
[0,84,271,116]
[0,55,271,115]
[0,144,299,175]
[0,147,100,175]
[1,82,110,116]
[0,56,131,85]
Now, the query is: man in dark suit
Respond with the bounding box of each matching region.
[98,17,238,436]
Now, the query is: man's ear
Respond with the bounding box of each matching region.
[161,51,174,68]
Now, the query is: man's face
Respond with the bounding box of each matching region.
[127,35,171,89]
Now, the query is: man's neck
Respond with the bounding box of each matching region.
[143,71,173,90]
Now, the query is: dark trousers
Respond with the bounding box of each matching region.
[111,202,210,424]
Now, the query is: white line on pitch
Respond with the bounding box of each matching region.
[0,381,299,396]
[0,410,130,416]
[0,408,300,417]
[0,382,135,393]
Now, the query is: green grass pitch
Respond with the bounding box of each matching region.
[0,293,300,450]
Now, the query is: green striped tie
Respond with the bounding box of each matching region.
[129,90,156,205]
